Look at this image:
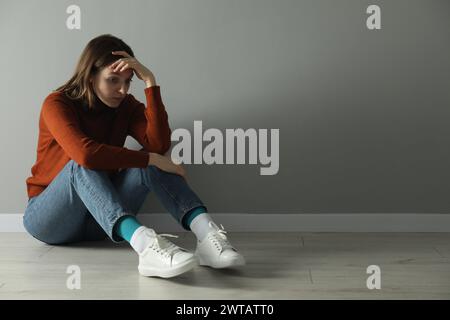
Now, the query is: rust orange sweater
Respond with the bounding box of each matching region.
[26,86,171,199]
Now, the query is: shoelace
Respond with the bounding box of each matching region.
[149,232,184,259]
[208,222,233,253]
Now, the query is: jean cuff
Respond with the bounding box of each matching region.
[181,205,208,231]
[110,212,136,243]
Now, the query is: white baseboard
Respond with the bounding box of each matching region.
[1,213,450,232]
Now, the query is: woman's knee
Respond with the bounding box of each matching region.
[23,210,85,245]
[23,218,62,245]
[26,229,81,246]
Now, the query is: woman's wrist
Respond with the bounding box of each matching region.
[144,74,157,88]
[148,152,159,166]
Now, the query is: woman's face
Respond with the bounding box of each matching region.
[91,65,134,108]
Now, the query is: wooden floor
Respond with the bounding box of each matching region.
[0,232,449,299]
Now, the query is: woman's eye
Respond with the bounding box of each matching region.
[108,78,131,84]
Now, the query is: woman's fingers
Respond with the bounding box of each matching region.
[112,60,128,73]
[177,164,187,178]
[109,52,142,75]
[168,157,186,178]
[178,169,186,179]
[110,59,136,73]
[119,63,129,72]
[115,60,126,71]
[110,51,133,70]
[109,59,123,70]
[112,51,131,58]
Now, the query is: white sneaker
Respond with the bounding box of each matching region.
[138,229,197,278]
[194,222,246,269]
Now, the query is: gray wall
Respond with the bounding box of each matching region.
[1,0,450,214]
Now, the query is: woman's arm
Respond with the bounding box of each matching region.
[42,93,150,170]
[111,51,172,154]
[148,152,186,178]
[127,86,172,155]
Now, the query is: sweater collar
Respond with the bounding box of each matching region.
[83,93,124,114]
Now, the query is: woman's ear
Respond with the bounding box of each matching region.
[89,73,96,84]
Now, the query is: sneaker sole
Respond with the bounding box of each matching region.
[138,259,197,278]
[197,255,246,269]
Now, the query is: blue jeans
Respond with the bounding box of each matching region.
[23,160,206,245]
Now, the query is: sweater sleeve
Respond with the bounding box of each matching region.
[128,86,172,155]
[42,93,150,170]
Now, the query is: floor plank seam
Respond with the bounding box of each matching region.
[433,247,445,258]
[308,269,314,284]
[38,246,54,259]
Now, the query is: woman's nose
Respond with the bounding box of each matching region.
[119,86,127,95]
